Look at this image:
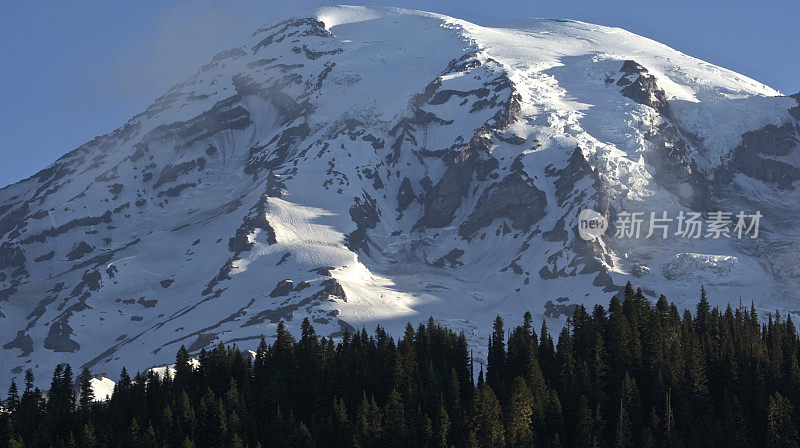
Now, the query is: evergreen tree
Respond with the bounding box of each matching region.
[7,380,19,412]
[384,389,407,446]
[487,316,507,400]
[506,377,534,448]
[5,284,800,448]
[78,423,96,448]
[767,392,798,448]
[78,368,94,410]
[294,422,315,448]
[433,401,450,448]
[472,384,504,448]
[175,345,191,391]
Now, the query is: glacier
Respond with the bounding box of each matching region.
[0,6,798,388]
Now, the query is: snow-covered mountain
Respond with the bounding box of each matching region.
[1,6,798,388]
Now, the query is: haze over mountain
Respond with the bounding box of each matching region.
[0,6,798,388]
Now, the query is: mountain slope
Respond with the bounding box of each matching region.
[0,6,798,387]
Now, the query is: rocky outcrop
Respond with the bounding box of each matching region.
[245,123,311,177]
[540,147,615,290]
[422,143,489,228]
[630,264,650,278]
[66,242,94,261]
[313,278,347,301]
[416,55,522,229]
[396,177,416,212]
[145,102,251,153]
[269,279,294,297]
[252,18,332,54]
[0,243,26,275]
[3,331,33,357]
[152,158,206,189]
[544,300,578,319]
[790,92,800,121]
[554,147,596,207]
[611,60,713,210]
[617,60,670,116]
[459,171,547,237]
[432,249,465,268]
[228,193,278,255]
[716,122,800,190]
[44,320,80,353]
[645,124,710,210]
[345,193,379,254]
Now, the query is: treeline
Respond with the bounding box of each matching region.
[2,283,800,447]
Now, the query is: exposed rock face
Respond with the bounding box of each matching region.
[314,279,347,301]
[422,139,493,228]
[44,320,80,353]
[3,331,33,356]
[0,243,26,275]
[630,264,650,278]
[644,123,710,210]
[345,193,379,255]
[543,145,615,288]
[790,92,800,120]
[432,249,465,268]
[67,242,94,261]
[544,300,578,319]
[617,60,670,116]
[716,122,800,190]
[554,147,599,207]
[269,279,294,297]
[459,171,546,237]
[610,60,709,210]
[228,193,278,254]
[419,55,521,230]
[396,177,416,212]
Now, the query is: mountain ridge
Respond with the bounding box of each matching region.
[0,6,798,388]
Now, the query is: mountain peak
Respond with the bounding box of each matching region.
[0,7,798,388]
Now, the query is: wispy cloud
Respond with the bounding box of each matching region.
[107,0,327,104]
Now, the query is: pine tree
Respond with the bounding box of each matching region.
[544,390,564,446]
[230,433,246,448]
[78,423,96,448]
[175,345,191,391]
[767,392,798,448]
[507,312,537,392]
[696,286,710,335]
[396,323,417,394]
[293,422,315,448]
[472,384,504,448]
[328,397,351,448]
[433,401,450,448]
[7,283,800,448]
[78,368,94,410]
[7,380,19,412]
[505,377,533,448]
[487,315,507,400]
[141,423,157,448]
[614,374,640,448]
[384,389,407,446]
[539,321,555,380]
[178,390,196,440]
[125,417,141,448]
[354,393,381,447]
[575,396,597,448]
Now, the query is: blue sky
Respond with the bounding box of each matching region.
[1,0,797,188]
